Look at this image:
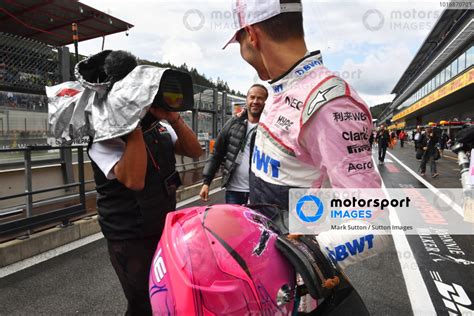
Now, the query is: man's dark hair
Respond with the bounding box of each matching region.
[255,0,304,42]
[248,83,268,98]
[103,50,138,85]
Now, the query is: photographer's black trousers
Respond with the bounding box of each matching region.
[107,236,160,316]
[378,144,387,162]
[419,153,437,175]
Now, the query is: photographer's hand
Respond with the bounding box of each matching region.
[149,107,179,123]
[200,184,209,202]
[149,107,202,158]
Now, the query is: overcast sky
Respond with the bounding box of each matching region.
[74,0,444,107]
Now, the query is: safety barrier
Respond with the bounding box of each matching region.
[0,145,86,238]
[0,145,214,241]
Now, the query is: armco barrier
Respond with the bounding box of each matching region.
[0,178,222,268]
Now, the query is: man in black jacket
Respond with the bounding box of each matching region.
[200,84,267,204]
[419,127,440,177]
[376,125,390,164]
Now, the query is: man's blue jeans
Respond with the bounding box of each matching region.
[225,190,249,205]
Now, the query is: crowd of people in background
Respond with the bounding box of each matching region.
[372,124,453,178]
[0,91,48,112]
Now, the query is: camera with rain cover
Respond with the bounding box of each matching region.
[79,50,194,112]
[47,50,195,143]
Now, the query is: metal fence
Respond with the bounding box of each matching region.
[0,32,64,148]
[0,145,215,242]
[0,87,245,148]
[0,32,246,149]
[0,32,61,93]
[0,146,87,239]
[188,84,245,139]
[0,32,246,242]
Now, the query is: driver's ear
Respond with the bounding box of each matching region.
[245,25,259,49]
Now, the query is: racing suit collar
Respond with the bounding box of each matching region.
[269,50,322,86]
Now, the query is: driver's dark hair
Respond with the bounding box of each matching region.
[103,50,138,86]
[254,0,304,42]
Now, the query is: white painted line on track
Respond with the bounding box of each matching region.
[0,187,223,278]
[373,155,437,316]
[0,232,104,279]
[386,151,464,216]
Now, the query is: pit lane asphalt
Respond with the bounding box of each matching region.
[0,143,471,315]
[0,190,226,315]
[373,142,473,315]
[0,189,411,315]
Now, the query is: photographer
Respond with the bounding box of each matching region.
[87,51,202,315]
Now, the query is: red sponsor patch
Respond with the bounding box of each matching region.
[56,88,81,97]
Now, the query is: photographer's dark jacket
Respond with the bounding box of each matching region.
[423,134,439,156]
[203,114,254,187]
[88,121,180,240]
[377,130,390,147]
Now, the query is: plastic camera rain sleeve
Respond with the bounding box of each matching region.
[48,51,194,143]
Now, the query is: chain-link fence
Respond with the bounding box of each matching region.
[0,33,246,149]
[0,91,49,148]
[0,32,60,93]
[191,83,245,139]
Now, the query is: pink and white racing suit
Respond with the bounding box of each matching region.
[249,51,382,209]
[249,50,385,313]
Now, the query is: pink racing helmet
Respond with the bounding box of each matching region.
[149,204,296,315]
